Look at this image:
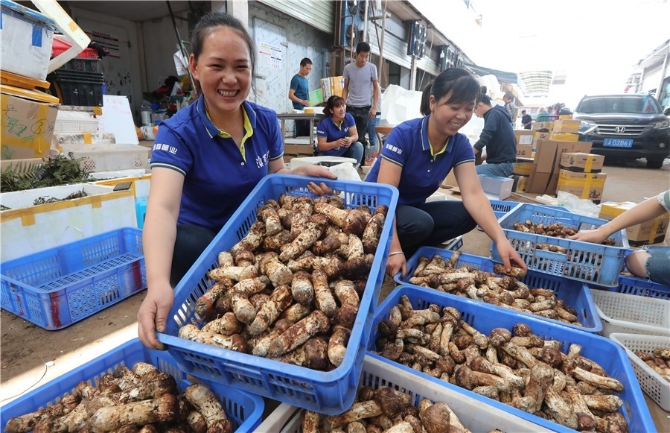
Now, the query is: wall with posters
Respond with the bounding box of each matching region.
[250,3,332,115]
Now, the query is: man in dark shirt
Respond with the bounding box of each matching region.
[473,94,517,177]
[521,109,532,129]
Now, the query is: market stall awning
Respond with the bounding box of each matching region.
[464,63,518,85]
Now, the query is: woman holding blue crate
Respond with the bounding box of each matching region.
[137,12,335,350]
[570,190,670,286]
[364,68,526,278]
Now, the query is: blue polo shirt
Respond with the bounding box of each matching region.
[365,116,475,206]
[316,113,356,157]
[150,97,283,233]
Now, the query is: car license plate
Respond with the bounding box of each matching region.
[603,138,633,148]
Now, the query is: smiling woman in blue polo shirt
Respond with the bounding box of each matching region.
[137,13,335,350]
[365,68,526,278]
[315,95,364,167]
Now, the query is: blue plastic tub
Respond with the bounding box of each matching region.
[0,228,146,330]
[158,174,399,415]
[494,203,629,286]
[396,246,602,333]
[368,285,655,433]
[0,339,264,432]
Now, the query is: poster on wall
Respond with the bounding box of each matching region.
[258,41,283,70]
[85,30,121,58]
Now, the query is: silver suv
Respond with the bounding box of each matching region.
[573,94,670,169]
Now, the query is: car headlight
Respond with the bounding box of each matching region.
[652,119,670,129]
[579,120,597,134]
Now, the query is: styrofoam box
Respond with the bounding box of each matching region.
[0,184,137,261]
[610,333,670,411]
[92,169,151,198]
[256,355,550,432]
[60,144,150,171]
[590,289,670,337]
[0,1,56,81]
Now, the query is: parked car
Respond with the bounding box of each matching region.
[573,93,670,168]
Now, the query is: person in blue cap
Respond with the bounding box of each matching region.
[365,68,526,278]
[138,12,335,350]
[315,95,364,167]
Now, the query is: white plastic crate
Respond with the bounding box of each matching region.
[60,144,150,171]
[610,333,670,411]
[53,110,99,133]
[256,355,550,432]
[590,289,670,337]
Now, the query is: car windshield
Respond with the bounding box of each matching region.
[577,96,661,114]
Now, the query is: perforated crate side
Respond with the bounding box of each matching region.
[0,339,265,432]
[158,175,399,415]
[398,247,602,332]
[590,289,670,337]
[610,333,670,411]
[369,286,655,433]
[612,275,670,300]
[0,228,146,330]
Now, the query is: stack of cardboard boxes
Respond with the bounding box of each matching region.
[556,152,607,203]
[320,76,345,100]
[599,202,670,246]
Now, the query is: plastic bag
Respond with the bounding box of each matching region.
[327,162,362,182]
[556,191,601,218]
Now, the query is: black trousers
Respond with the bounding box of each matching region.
[170,224,216,287]
[396,201,477,258]
[347,105,371,147]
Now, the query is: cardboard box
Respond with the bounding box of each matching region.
[283,144,314,156]
[478,174,513,200]
[512,175,528,192]
[600,202,670,246]
[513,161,534,176]
[552,119,580,133]
[532,121,553,132]
[559,114,573,120]
[533,139,560,173]
[1,93,58,158]
[532,131,550,148]
[515,130,535,145]
[516,144,533,158]
[549,132,578,142]
[557,170,607,203]
[546,173,559,196]
[526,171,552,194]
[553,142,592,173]
[559,152,604,173]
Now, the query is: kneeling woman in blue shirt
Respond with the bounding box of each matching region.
[315,96,364,167]
[137,12,335,350]
[365,68,526,278]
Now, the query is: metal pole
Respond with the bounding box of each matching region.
[362,0,369,42]
[377,1,386,78]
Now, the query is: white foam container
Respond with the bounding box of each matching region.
[610,333,670,411]
[590,289,670,337]
[0,1,56,81]
[289,155,357,170]
[257,355,550,432]
[0,184,136,261]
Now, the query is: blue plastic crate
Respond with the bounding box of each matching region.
[0,339,264,432]
[158,174,399,415]
[490,199,521,220]
[396,246,602,333]
[0,228,146,330]
[368,285,654,433]
[493,203,629,287]
[595,275,670,300]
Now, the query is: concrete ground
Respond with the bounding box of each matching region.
[1,157,669,429]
